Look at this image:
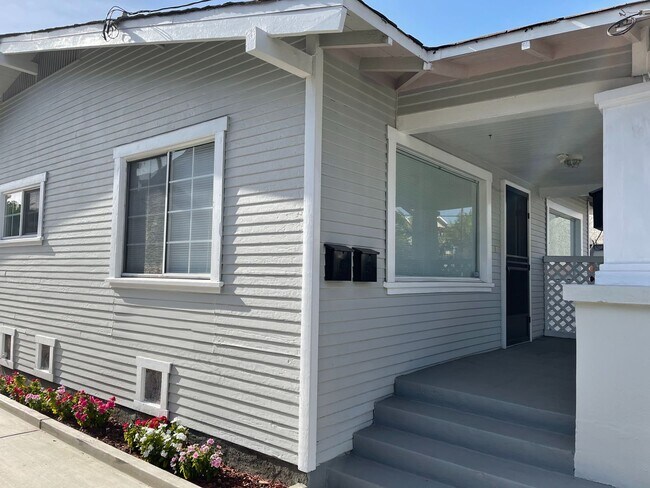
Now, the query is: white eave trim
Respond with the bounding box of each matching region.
[0,1,347,54]
[429,2,650,60]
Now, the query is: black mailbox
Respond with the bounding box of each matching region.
[353,247,379,282]
[324,244,352,281]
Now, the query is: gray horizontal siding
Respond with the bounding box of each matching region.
[0,41,305,464]
[398,46,631,116]
[316,55,504,465]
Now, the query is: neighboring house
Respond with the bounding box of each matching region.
[0,1,648,486]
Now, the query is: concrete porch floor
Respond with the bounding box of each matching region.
[401,337,576,417]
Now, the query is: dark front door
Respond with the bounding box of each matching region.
[506,186,530,346]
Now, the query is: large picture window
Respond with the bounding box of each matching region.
[396,150,479,279]
[108,117,227,293]
[387,128,493,294]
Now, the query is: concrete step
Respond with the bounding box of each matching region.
[353,426,611,488]
[395,376,575,435]
[374,396,574,474]
[326,455,455,488]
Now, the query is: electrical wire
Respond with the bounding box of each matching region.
[102,0,218,41]
[607,9,650,37]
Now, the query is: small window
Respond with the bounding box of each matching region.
[547,201,584,256]
[0,326,16,369]
[134,356,171,417]
[0,173,46,246]
[34,335,55,382]
[108,118,227,294]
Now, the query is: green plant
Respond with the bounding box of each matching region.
[122,417,188,470]
[172,438,223,481]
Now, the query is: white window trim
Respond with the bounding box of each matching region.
[0,172,46,246]
[546,199,585,256]
[34,334,55,382]
[134,356,171,417]
[0,326,16,369]
[106,117,228,293]
[385,127,494,295]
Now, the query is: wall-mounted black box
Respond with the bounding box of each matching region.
[590,188,603,231]
[324,244,352,281]
[353,247,379,282]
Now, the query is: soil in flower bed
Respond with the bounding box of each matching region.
[59,417,288,488]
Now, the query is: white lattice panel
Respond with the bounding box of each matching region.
[544,257,602,337]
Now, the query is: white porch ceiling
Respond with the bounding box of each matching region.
[417,107,603,192]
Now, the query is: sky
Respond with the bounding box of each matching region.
[0,0,630,46]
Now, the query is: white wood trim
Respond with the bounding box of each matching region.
[386,127,493,294]
[0,326,16,370]
[0,172,47,244]
[106,278,223,294]
[319,31,392,49]
[0,53,37,75]
[109,117,228,287]
[34,334,56,382]
[396,79,634,135]
[246,27,313,78]
[547,199,585,256]
[0,2,347,54]
[385,281,494,295]
[298,37,322,474]
[134,356,171,417]
[500,180,533,348]
[521,39,554,61]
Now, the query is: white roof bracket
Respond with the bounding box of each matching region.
[245,27,313,78]
[0,53,37,76]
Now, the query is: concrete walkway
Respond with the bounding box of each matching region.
[0,408,149,488]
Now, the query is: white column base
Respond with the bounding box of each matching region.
[597,263,650,287]
[564,284,650,488]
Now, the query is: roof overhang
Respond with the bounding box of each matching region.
[0,0,348,54]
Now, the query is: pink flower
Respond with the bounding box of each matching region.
[201,445,209,454]
[206,438,215,446]
[192,452,199,459]
[210,456,222,468]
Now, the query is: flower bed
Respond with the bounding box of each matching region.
[0,373,288,488]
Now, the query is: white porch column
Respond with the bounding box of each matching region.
[564,81,650,488]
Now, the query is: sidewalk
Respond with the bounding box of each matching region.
[0,408,149,488]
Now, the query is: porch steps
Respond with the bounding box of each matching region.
[326,361,610,487]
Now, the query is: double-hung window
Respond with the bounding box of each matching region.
[386,128,493,294]
[108,118,227,293]
[0,173,46,246]
[547,200,584,256]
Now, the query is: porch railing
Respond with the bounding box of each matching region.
[544,256,604,338]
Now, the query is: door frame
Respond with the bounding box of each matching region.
[500,180,532,348]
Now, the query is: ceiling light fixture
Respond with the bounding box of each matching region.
[557,153,583,169]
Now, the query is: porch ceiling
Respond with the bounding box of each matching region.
[416,107,603,192]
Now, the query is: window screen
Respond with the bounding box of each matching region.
[124,142,215,276]
[395,150,479,278]
[144,368,162,404]
[39,344,51,371]
[548,211,580,256]
[1,334,10,360]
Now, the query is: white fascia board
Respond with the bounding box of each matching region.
[341,0,428,60]
[0,1,347,54]
[397,78,636,134]
[429,2,650,61]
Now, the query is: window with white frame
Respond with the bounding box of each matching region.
[107,118,227,293]
[0,173,46,246]
[134,356,171,417]
[34,335,55,382]
[547,200,584,256]
[386,128,493,294]
[0,326,16,369]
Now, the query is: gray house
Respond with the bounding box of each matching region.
[1,1,650,487]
